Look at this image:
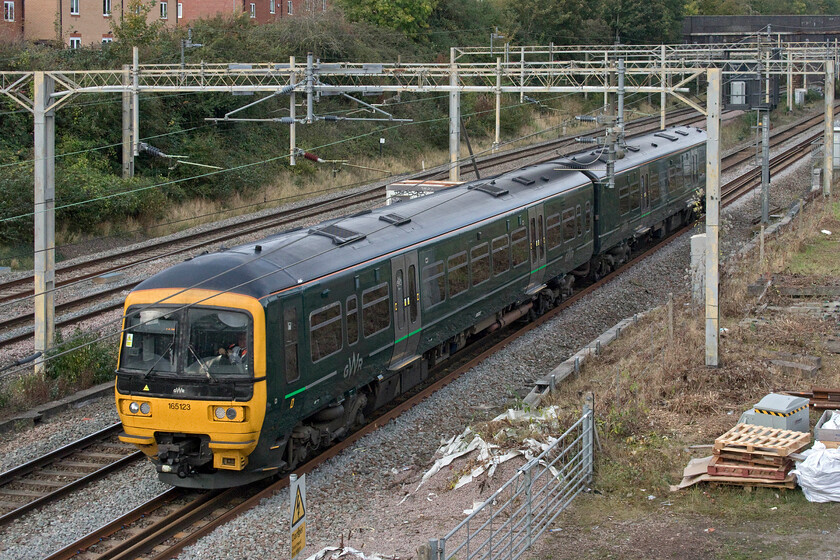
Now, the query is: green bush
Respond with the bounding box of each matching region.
[46,329,117,388]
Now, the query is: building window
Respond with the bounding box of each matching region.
[69,36,81,49]
[3,0,13,21]
[269,0,275,13]
[160,1,167,18]
[249,2,255,17]
[177,2,182,18]
[103,0,111,16]
[287,0,292,14]
[102,36,113,43]
[70,0,79,15]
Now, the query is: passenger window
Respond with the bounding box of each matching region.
[362,283,390,337]
[619,185,630,215]
[630,182,640,211]
[511,227,528,267]
[408,265,418,323]
[346,296,358,345]
[310,302,342,362]
[576,205,582,237]
[562,208,575,241]
[448,251,469,297]
[537,215,545,260]
[650,171,660,201]
[471,243,490,286]
[421,261,445,308]
[492,235,510,275]
[585,202,591,233]
[546,213,562,250]
[529,217,537,262]
[284,307,299,382]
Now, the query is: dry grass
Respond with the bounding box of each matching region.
[542,196,840,497]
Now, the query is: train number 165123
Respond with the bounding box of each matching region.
[168,402,191,411]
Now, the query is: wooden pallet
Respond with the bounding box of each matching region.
[715,449,791,467]
[707,475,797,490]
[707,456,788,480]
[714,424,810,457]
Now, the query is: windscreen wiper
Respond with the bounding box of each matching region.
[143,341,174,379]
[187,344,217,383]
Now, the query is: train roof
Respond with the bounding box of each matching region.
[134,125,706,302]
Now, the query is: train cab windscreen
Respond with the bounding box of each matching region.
[119,307,252,378]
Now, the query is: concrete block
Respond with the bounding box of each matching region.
[770,352,821,368]
[770,359,820,378]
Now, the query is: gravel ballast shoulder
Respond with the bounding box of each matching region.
[0,127,819,560]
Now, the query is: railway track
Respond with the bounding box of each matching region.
[0,108,705,348]
[0,105,822,349]
[27,115,821,558]
[0,423,141,527]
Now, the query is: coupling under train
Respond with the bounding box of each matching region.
[115,125,706,488]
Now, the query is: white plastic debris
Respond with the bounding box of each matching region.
[791,442,840,502]
[822,410,840,430]
[821,229,832,235]
[412,406,562,494]
[306,546,394,560]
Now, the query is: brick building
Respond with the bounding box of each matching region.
[14,0,326,47]
[1,0,23,42]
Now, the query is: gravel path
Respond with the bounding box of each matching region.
[0,124,818,560]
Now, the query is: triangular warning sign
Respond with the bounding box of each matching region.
[292,486,306,526]
[143,385,150,391]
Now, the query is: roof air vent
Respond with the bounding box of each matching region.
[309,224,366,245]
[379,213,412,226]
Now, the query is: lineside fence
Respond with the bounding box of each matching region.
[426,397,594,560]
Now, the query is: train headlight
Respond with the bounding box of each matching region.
[129,402,140,414]
[211,406,245,422]
[140,402,151,415]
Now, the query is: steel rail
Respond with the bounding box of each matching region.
[38,121,818,558]
[0,422,143,527]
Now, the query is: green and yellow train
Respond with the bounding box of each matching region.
[116,126,706,488]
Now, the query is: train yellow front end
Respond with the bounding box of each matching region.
[115,289,269,488]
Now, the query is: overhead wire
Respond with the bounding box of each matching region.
[1,88,663,377]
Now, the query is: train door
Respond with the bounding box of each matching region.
[281,296,303,411]
[389,252,422,371]
[641,172,650,215]
[526,205,547,294]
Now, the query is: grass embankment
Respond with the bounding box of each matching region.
[528,200,840,558]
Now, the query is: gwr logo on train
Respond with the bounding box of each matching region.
[344,352,363,379]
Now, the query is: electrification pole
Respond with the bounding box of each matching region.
[33,72,56,375]
[449,47,460,181]
[705,68,721,368]
[761,111,770,224]
[825,59,834,197]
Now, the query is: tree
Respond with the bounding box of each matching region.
[110,0,164,47]
[601,0,683,44]
[334,0,439,37]
[500,0,592,45]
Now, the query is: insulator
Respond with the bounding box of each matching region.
[139,142,167,158]
[303,151,324,163]
[576,116,597,122]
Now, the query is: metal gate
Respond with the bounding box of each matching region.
[428,400,594,560]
